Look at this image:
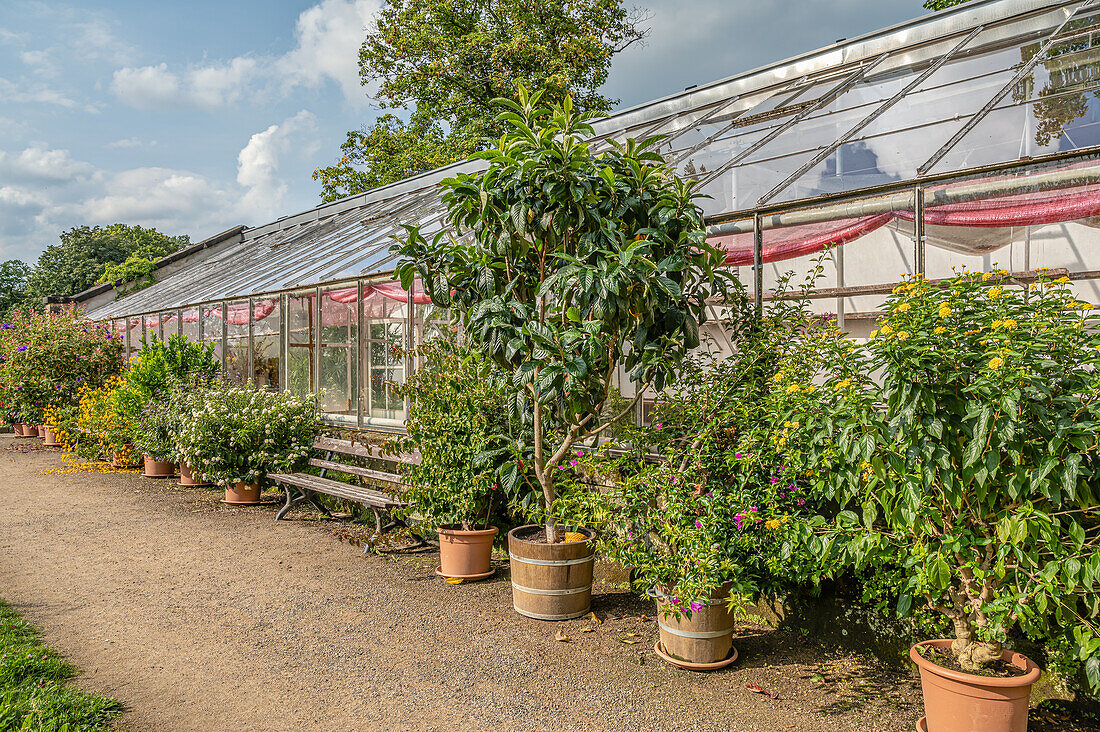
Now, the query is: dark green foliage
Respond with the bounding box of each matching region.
[23,224,187,302]
[0,261,31,318]
[923,0,973,9]
[314,0,648,201]
[0,600,122,731]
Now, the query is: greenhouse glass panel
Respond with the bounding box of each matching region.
[923,155,1100,305]
[202,303,224,368]
[286,291,315,398]
[111,319,127,351]
[181,307,200,343]
[225,300,250,385]
[252,297,281,390]
[360,280,408,425]
[161,311,179,339]
[126,316,141,355]
[318,286,358,423]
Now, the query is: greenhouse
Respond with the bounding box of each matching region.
[74,0,1100,430]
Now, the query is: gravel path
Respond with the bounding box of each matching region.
[0,435,923,731]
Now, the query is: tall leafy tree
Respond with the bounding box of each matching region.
[0,260,31,317]
[313,0,648,203]
[396,88,729,542]
[923,0,971,9]
[23,224,189,303]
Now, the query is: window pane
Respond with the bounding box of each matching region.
[225,300,250,385]
[319,286,358,419]
[252,298,281,390]
[181,308,200,343]
[202,304,224,366]
[286,291,315,397]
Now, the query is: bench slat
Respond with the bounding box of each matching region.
[308,458,404,486]
[313,436,421,465]
[268,473,405,508]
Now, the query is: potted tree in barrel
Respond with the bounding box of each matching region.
[396,86,728,620]
[395,339,510,581]
[789,272,1100,732]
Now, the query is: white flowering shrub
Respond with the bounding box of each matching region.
[176,380,318,487]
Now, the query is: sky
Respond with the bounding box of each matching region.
[0,0,925,264]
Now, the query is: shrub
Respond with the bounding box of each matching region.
[784,271,1100,687]
[394,339,511,531]
[176,381,318,487]
[69,375,137,463]
[0,308,123,426]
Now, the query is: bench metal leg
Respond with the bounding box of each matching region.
[275,486,332,521]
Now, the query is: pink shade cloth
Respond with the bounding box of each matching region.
[323,280,431,305]
[710,175,1100,266]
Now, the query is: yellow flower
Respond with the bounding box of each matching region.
[988,357,1004,370]
[934,326,946,335]
[869,330,878,339]
[896,331,910,341]
[786,384,800,393]
[989,287,1002,299]
[991,319,1003,328]
[938,305,951,318]
[880,323,894,335]
[1082,303,1095,312]
[1055,276,1070,284]
[835,379,851,390]
[765,519,781,530]
[895,303,911,313]
[772,372,785,382]
[791,420,800,428]
[777,437,787,447]
[1094,345,1100,352]
[1002,319,1017,329]
[806,385,816,393]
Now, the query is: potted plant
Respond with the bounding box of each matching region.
[394,339,510,580]
[396,87,729,618]
[117,335,220,475]
[176,380,317,504]
[787,272,1100,732]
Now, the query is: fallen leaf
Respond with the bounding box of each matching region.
[555,630,571,642]
[581,627,596,633]
[585,611,601,625]
[622,632,640,638]
[619,638,642,645]
[810,673,825,683]
[745,684,773,697]
[445,577,464,585]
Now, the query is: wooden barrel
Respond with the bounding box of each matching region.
[656,589,735,666]
[507,525,595,621]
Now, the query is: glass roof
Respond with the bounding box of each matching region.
[87,0,1100,321]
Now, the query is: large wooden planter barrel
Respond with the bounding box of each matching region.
[654,588,737,670]
[507,525,595,621]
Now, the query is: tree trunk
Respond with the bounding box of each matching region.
[950,617,1004,670]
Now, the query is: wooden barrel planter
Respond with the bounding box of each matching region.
[653,587,738,671]
[142,456,176,478]
[178,462,211,487]
[507,525,595,621]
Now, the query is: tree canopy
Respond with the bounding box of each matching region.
[22,224,188,303]
[313,0,648,203]
[0,260,31,318]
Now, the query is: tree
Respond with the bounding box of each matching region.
[396,88,729,542]
[0,260,31,317]
[923,0,972,9]
[23,224,189,303]
[313,0,649,202]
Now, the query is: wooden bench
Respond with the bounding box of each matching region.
[269,436,421,539]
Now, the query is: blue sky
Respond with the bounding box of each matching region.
[0,0,921,264]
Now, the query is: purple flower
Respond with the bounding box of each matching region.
[788,483,796,490]
[694,521,702,529]
[779,492,786,498]
[575,449,584,457]
[569,459,578,467]
[16,346,26,351]
[734,514,745,529]
[734,452,742,459]
[769,476,779,484]
[689,602,705,613]
[797,499,806,506]
[750,505,758,512]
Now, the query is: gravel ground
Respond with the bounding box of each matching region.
[0,435,930,731]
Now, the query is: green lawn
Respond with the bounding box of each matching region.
[0,600,121,731]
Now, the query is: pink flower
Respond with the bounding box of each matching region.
[734,514,744,529]
[569,459,578,467]
[797,498,806,506]
[690,602,704,613]
[575,449,584,457]
[694,521,702,529]
[750,505,758,512]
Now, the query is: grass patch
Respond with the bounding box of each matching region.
[0,600,122,731]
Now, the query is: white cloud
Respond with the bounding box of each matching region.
[236,110,320,219]
[0,76,94,112]
[20,48,58,77]
[4,144,94,182]
[106,137,153,149]
[110,0,380,111]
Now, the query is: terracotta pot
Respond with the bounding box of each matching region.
[41,426,61,447]
[507,524,595,621]
[223,481,260,505]
[437,525,498,579]
[111,451,130,468]
[911,640,1040,732]
[12,423,26,437]
[142,456,176,478]
[37,425,47,439]
[178,462,211,487]
[25,424,39,437]
[655,587,737,670]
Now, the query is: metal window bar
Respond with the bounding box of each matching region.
[918,0,1099,175]
[356,279,364,429]
[758,24,984,205]
[694,54,890,190]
